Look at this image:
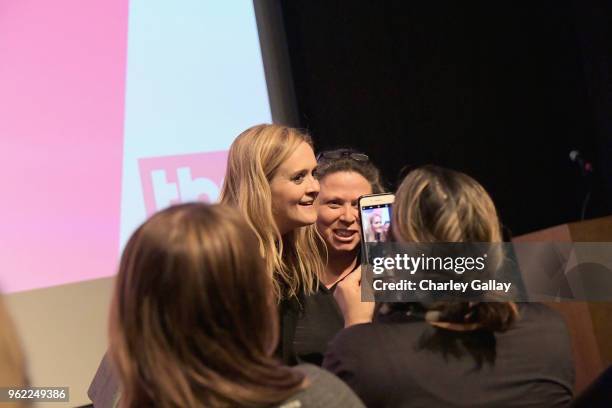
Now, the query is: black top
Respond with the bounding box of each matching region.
[278,284,344,366]
[323,303,574,408]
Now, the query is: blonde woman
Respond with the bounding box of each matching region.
[109,203,363,407]
[220,124,339,366]
[220,124,324,302]
[326,165,573,407]
[363,212,387,243]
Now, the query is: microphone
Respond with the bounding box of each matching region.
[569,150,594,220]
[569,150,593,176]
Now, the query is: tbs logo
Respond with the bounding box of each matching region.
[138,151,228,215]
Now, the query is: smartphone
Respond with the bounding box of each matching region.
[358,193,395,245]
[358,193,395,294]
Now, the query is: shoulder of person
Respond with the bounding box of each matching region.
[515,303,569,331]
[277,364,365,408]
[322,322,390,373]
[88,352,120,408]
[512,303,573,366]
[513,303,575,396]
[293,362,342,379]
[334,318,408,343]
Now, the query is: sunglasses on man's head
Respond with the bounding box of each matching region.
[316,150,369,162]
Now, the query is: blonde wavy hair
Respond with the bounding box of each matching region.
[393,165,517,332]
[220,124,325,301]
[393,165,502,243]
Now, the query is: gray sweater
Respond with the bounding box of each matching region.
[278,364,365,408]
[88,356,363,408]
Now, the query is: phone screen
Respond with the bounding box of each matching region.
[360,202,393,243]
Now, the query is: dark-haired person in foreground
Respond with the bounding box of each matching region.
[325,165,574,407]
[109,203,364,407]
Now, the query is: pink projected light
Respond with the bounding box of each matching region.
[139,151,229,216]
[0,0,129,292]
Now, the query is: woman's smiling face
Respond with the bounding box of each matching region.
[269,142,320,235]
[371,214,383,233]
[316,171,373,254]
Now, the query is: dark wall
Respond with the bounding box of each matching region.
[279,0,612,236]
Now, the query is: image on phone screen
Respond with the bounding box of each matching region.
[360,204,392,243]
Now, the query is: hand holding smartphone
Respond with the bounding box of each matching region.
[333,266,375,327]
